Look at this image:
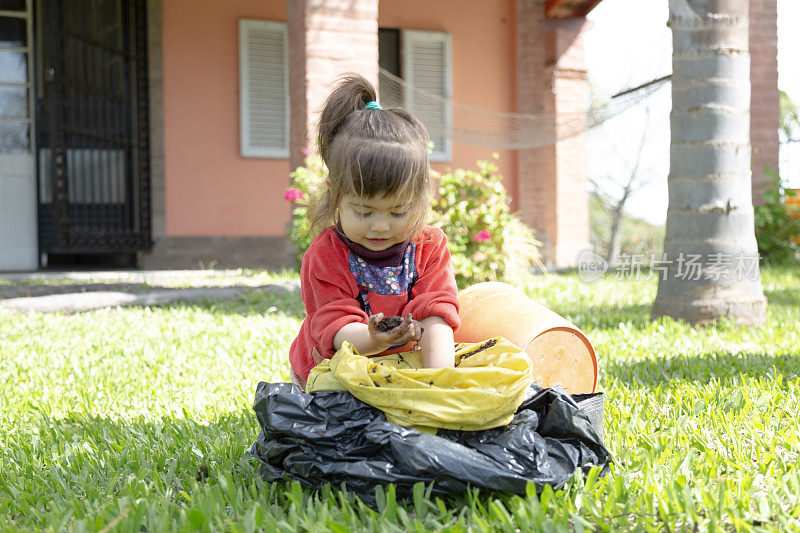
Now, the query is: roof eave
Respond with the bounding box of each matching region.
[545,0,604,18]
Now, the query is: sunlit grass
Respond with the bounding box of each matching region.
[1,265,799,531]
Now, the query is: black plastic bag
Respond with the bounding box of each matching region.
[250,382,612,506]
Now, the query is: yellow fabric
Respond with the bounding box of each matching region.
[305,337,533,432]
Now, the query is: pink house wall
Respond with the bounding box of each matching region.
[162,0,290,237]
[379,0,519,210]
[162,0,519,238]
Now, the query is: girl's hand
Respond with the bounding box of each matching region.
[367,313,422,351]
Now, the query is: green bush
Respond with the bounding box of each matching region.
[428,156,542,288]
[285,154,326,260]
[285,154,541,287]
[753,169,800,264]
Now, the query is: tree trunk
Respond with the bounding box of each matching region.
[652,0,766,325]
[606,191,631,268]
[606,204,624,267]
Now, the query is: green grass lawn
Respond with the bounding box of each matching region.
[2,266,799,531]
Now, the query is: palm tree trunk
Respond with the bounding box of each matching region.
[652,0,766,325]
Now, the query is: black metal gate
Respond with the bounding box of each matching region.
[36,0,151,256]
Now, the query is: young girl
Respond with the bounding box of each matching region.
[288,74,460,389]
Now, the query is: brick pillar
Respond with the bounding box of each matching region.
[516,0,590,268]
[287,0,379,172]
[749,0,779,204]
[552,17,590,267]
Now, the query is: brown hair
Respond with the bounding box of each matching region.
[310,74,431,239]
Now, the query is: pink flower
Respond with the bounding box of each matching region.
[284,188,304,201]
[474,230,492,242]
[301,148,309,156]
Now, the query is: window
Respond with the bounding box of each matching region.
[379,29,451,162]
[239,19,288,158]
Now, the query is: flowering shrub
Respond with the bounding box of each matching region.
[286,155,328,263]
[474,230,492,242]
[284,188,304,201]
[754,169,800,264]
[428,155,542,288]
[286,154,541,286]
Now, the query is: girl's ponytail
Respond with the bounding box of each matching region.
[317,75,377,166]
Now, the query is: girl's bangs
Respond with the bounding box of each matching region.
[343,140,428,201]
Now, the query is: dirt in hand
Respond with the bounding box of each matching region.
[377,315,404,331]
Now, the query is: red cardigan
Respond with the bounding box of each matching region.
[289,225,460,381]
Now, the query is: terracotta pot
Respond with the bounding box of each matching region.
[455,282,598,394]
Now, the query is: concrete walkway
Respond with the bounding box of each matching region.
[0,270,299,314]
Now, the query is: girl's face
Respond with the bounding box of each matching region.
[338,193,415,251]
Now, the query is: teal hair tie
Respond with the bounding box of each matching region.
[365,101,383,110]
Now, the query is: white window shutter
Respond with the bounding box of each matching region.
[402,30,452,162]
[239,19,288,158]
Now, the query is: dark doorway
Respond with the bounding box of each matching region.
[378,27,403,109]
[378,28,400,77]
[35,0,151,267]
